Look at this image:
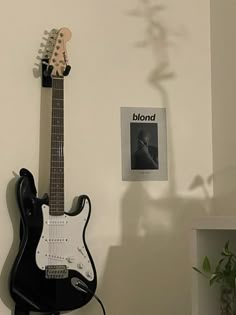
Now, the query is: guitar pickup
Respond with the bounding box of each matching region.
[45,265,68,279]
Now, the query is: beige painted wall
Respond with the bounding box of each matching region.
[0,0,212,314]
[211,0,236,216]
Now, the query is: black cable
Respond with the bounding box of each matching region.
[74,281,106,315]
[90,291,106,315]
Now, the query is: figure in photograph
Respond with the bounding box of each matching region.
[131,123,159,170]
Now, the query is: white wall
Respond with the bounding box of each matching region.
[0,0,212,314]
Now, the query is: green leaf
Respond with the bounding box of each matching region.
[216,258,224,272]
[192,266,209,278]
[225,241,230,251]
[222,241,232,256]
[209,273,218,286]
[192,267,203,274]
[202,256,211,273]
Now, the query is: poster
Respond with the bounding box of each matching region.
[121,107,168,181]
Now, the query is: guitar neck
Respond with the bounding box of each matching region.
[49,76,64,215]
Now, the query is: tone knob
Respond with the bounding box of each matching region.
[77,263,84,269]
[86,271,93,279]
[66,256,75,263]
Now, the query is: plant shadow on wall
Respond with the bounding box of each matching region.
[84,1,213,315]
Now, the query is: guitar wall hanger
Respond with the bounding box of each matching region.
[42,60,71,87]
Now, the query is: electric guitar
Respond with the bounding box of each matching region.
[10,28,97,313]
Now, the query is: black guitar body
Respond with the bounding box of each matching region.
[10,169,97,313]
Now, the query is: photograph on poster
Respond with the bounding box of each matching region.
[130,122,159,170]
[121,107,168,181]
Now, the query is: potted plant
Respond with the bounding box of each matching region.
[193,241,236,315]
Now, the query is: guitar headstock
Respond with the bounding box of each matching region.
[46,27,72,77]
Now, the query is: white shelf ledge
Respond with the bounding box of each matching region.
[192,216,236,230]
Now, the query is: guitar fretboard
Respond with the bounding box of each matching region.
[50,77,64,215]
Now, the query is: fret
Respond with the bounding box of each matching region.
[51,205,64,212]
[51,168,64,171]
[51,107,63,110]
[51,124,63,127]
[50,201,64,205]
[49,212,65,215]
[50,171,64,174]
[49,206,65,209]
[49,211,65,214]
[50,175,64,178]
[50,174,64,177]
[50,190,64,193]
[52,100,63,105]
[50,206,65,209]
[50,168,63,171]
[51,160,64,163]
[51,127,64,131]
[50,165,64,168]
[52,103,63,106]
[50,191,64,194]
[52,110,63,114]
[50,148,63,153]
[52,120,63,125]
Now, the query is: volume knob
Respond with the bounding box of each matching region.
[66,256,75,263]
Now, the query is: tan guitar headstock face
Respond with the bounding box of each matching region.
[47,27,72,77]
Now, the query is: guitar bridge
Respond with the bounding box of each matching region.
[45,265,68,279]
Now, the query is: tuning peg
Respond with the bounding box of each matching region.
[63,65,71,76]
[45,29,58,35]
[41,42,54,48]
[51,29,59,36]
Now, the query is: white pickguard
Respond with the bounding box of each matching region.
[36,201,94,281]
